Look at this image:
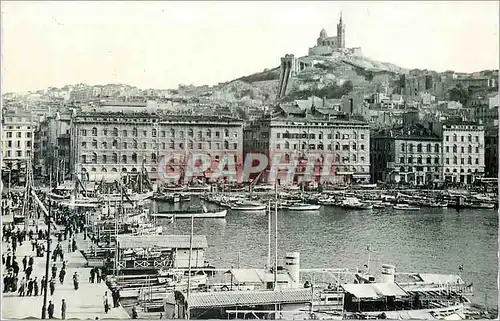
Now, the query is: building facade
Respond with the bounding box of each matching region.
[70,111,244,184]
[1,112,36,186]
[34,113,72,180]
[244,107,371,185]
[2,112,35,164]
[484,126,498,178]
[439,121,485,184]
[371,123,442,186]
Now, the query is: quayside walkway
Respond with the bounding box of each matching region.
[2,216,130,319]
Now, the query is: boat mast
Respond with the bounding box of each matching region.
[186,215,194,320]
[267,199,271,270]
[366,244,371,273]
[274,184,278,291]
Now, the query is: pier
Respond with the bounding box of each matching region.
[1,215,130,320]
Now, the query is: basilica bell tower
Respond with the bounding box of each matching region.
[337,11,345,49]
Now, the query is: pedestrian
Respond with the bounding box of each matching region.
[12,260,19,276]
[28,256,34,267]
[27,278,34,296]
[132,306,138,319]
[51,264,57,280]
[11,274,18,292]
[3,274,9,293]
[18,277,26,296]
[72,238,77,252]
[90,268,95,283]
[49,278,55,296]
[72,272,79,290]
[34,277,39,296]
[22,256,27,271]
[62,260,66,270]
[59,268,66,285]
[67,238,72,252]
[25,265,32,280]
[96,267,101,283]
[2,254,5,266]
[61,299,66,320]
[48,300,55,319]
[6,253,11,269]
[41,276,46,296]
[31,238,36,251]
[103,291,110,314]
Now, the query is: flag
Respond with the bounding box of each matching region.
[169,215,175,224]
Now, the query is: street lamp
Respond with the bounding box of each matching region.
[41,166,54,319]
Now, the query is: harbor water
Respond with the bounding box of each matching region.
[156,199,498,310]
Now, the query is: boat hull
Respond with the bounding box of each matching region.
[151,210,227,219]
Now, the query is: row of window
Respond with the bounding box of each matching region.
[445,157,480,165]
[444,145,480,154]
[82,153,158,164]
[279,153,367,163]
[277,132,366,140]
[277,142,365,151]
[81,167,156,173]
[4,150,30,157]
[81,140,238,150]
[399,166,440,172]
[6,140,32,148]
[398,156,480,165]
[401,143,440,153]
[83,127,238,139]
[399,156,440,164]
[445,134,480,143]
[5,132,32,138]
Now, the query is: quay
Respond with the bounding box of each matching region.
[1,215,130,320]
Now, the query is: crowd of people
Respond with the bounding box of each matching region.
[2,197,127,319]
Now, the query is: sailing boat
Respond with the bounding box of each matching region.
[354,245,376,284]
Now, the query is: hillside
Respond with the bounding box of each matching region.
[215,54,408,103]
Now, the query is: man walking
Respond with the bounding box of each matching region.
[22,256,27,271]
[33,277,39,296]
[103,291,110,314]
[48,300,55,319]
[59,268,66,285]
[61,299,67,320]
[49,278,55,296]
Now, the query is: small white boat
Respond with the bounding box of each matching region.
[393,204,420,211]
[341,197,373,210]
[152,206,227,219]
[230,201,267,211]
[286,203,321,211]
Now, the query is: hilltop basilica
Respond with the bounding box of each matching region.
[308,12,362,57]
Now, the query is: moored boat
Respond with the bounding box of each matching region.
[151,205,227,218]
[393,203,420,211]
[230,201,267,211]
[286,203,321,211]
[341,197,373,210]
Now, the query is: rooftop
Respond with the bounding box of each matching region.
[341,283,409,299]
[75,111,243,123]
[373,123,441,140]
[168,289,317,308]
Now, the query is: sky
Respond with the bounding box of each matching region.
[1,1,499,93]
